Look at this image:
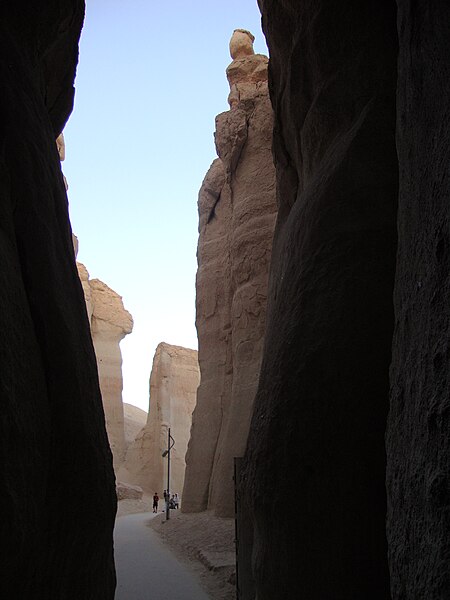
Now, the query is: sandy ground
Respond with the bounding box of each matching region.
[116,495,152,517]
[117,498,236,600]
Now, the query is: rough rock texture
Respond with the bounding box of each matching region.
[74,247,133,468]
[386,3,450,598]
[76,261,93,323]
[89,279,133,469]
[229,29,255,60]
[116,481,143,501]
[123,402,147,449]
[121,343,199,496]
[183,32,277,518]
[240,2,398,598]
[181,159,231,511]
[56,132,68,190]
[0,2,116,598]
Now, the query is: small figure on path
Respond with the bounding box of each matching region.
[173,494,179,509]
[152,493,159,513]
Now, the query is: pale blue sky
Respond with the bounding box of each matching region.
[64,0,268,411]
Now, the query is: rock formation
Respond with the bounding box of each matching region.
[116,481,143,501]
[76,261,93,323]
[238,1,449,600]
[123,402,147,449]
[0,1,116,597]
[56,132,68,190]
[239,0,398,600]
[90,279,133,468]
[182,30,277,517]
[56,86,134,474]
[4,2,449,599]
[121,343,199,497]
[240,1,398,597]
[73,238,133,469]
[386,2,450,598]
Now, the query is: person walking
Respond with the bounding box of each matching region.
[152,493,159,513]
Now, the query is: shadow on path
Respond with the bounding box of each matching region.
[114,512,211,600]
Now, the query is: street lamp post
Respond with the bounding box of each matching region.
[162,427,175,520]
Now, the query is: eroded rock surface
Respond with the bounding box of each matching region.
[123,402,147,449]
[387,3,450,598]
[76,261,93,323]
[74,259,133,468]
[121,343,199,497]
[56,132,68,190]
[89,279,133,468]
[182,31,277,517]
[241,2,398,598]
[73,206,132,469]
[0,2,116,597]
[116,481,143,501]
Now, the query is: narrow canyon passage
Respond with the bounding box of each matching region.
[1,1,449,598]
[114,513,210,600]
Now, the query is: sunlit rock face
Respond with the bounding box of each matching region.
[76,261,93,323]
[75,261,133,469]
[116,481,143,501]
[240,1,398,599]
[229,28,255,59]
[121,343,199,498]
[123,402,147,449]
[89,279,133,468]
[182,30,277,518]
[0,1,116,597]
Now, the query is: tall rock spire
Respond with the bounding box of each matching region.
[182,30,277,517]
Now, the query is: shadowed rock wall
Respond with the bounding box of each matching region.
[387,2,450,598]
[183,32,277,517]
[0,1,116,598]
[241,1,398,598]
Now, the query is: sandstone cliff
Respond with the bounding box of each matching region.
[121,343,199,497]
[386,3,450,598]
[90,279,133,468]
[123,402,147,449]
[74,259,133,469]
[241,2,398,599]
[76,261,93,323]
[182,30,277,518]
[0,2,116,597]
[239,6,450,597]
